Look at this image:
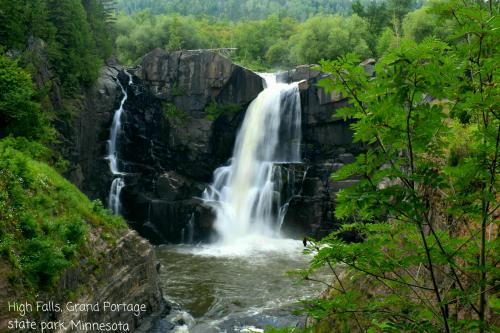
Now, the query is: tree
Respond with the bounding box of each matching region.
[0,56,51,140]
[289,15,371,64]
[387,0,415,25]
[82,0,114,60]
[403,5,455,43]
[352,0,390,54]
[300,1,499,332]
[46,0,101,92]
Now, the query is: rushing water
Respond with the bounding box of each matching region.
[149,74,323,333]
[155,239,324,333]
[106,71,133,214]
[202,74,302,242]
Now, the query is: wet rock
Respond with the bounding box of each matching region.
[156,171,203,201]
[102,50,263,243]
[58,65,123,200]
[276,64,321,83]
[137,48,262,110]
[65,50,370,243]
[338,153,355,164]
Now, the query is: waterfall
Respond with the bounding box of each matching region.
[202,74,302,242]
[106,71,133,214]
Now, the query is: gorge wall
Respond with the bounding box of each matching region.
[64,50,370,244]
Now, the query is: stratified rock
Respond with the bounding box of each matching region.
[137,48,262,109]
[278,62,371,240]
[55,230,167,332]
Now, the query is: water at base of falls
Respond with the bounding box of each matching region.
[150,74,322,333]
[153,241,325,333]
[202,73,302,244]
[106,72,133,215]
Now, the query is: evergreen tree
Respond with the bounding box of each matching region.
[46,0,101,92]
[0,56,51,140]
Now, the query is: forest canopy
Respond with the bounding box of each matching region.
[113,0,440,70]
[115,0,425,21]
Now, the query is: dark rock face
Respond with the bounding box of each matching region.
[277,65,367,239]
[63,65,123,200]
[66,50,366,243]
[116,49,263,244]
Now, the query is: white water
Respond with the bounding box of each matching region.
[202,74,302,243]
[106,72,133,214]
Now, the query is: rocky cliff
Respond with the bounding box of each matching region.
[63,49,369,244]
[0,229,165,333]
[116,49,264,244]
[277,63,373,239]
[61,64,124,200]
[56,230,166,332]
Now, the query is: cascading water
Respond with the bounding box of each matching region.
[202,74,302,243]
[106,72,133,214]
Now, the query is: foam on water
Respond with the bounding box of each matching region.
[174,235,303,259]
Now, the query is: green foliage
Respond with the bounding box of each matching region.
[289,14,371,64]
[0,139,126,291]
[82,0,114,60]
[204,101,243,121]
[115,12,212,64]
[232,15,298,69]
[352,0,390,54]
[0,55,54,141]
[116,0,358,21]
[299,1,499,332]
[114,1,441,70]
[162,102,185,120]
[375,27,399,56]
[403,4,456,43]
[46,0,101,93]
[0,0,113,96]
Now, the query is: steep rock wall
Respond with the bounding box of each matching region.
[277,63,373,239]
[118,49,264,243]
[64,49,368,244]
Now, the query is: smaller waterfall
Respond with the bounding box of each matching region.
[108,178,125,214]
[181,214,195,244]
[106,71,133,214]
[187,214,194,244]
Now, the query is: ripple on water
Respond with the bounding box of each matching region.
[155,237,326,332]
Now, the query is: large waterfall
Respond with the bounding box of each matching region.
[106,72,132,214]
[202,74,302,243]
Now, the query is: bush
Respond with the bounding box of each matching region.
[0,138,126,292]
[0,56,53,141]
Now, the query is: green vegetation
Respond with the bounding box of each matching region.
[117,0,362,20]
[0,55,53,141]
[294,1,499,332]
[162,101,185,120]
[0,0,125,297]
[0,138,125,292]
[204,101,244,121]
[113,0,449,70]
[0,0,113,95]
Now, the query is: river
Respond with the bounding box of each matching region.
[155,236,325,332]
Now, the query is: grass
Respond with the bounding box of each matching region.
[0,137,126,294]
